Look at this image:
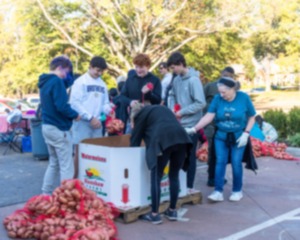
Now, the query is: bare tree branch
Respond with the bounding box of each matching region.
[109,13,126,39]
[152,0,188,28]
[112,0,133,26]
[135,9,142,50]
[109,13,133,54]
[36,0,93,57]
[149,35,199,71]
[81,6,122,38]
[37,0,123,75]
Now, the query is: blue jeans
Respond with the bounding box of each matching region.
[214,138,246,192]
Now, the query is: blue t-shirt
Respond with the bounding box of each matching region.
[208,91,256,140]
[250,122,265,141]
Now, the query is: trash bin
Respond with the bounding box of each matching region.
[30,118,49,160]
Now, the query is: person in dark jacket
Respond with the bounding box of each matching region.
[121,54,162,134]
[121,54,162,107]
[130,104,192,224]
[38,56,80,195]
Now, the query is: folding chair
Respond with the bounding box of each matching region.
[0,119,24,155]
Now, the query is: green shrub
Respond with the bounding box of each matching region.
[263,109,288,138]
[288,133,300,147]
[287,107,300,135]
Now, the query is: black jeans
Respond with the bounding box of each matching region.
[151,144,187,213]
[187,133,198,188]
[204,125,216,181]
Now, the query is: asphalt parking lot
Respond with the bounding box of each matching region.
[0,146,300,240]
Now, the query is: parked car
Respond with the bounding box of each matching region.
[0,99,35,114]
[23,94,40,109]
[0,99,16,114]
[18,100,36,113]
[250,87,266,93]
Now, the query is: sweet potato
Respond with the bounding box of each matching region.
[40,231,50,240]
[48,236,57,240]
[65,188,73,196]
[64,180,76,190]
[71,189,81,200]
[45,218,55,225]
[67,201,77,207]
[58,196,68,204]
[16,227,26,236]
[91,200,100,209]
[23,230,33,238]
[59,219,66,227]
[7,231,17,238]
[86,231,99,240]
[33,231,41,239]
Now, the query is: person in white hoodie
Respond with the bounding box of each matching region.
[70,56,111,177]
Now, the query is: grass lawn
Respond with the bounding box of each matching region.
[250,90,300,114]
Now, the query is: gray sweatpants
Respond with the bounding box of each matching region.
[72,120,103,144]
[41,124,74,194]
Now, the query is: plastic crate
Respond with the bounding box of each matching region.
[22,136,32,153]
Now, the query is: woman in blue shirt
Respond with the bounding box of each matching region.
[186,77,256,202]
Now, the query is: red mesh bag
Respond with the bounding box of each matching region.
[196,141,208,162]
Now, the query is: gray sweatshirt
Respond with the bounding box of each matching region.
[169,68,206,128]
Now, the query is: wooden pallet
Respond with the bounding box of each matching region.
[116,191,202,224]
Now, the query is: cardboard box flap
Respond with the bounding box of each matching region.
[82,134,132,147]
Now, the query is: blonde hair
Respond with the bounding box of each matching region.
[130,102,145,122]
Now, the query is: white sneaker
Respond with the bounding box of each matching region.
[229,191,243,201]
[187,188,200,195]
[208,191,224,202]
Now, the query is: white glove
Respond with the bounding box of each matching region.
[185,127,197,135]
[110,102,116,109]
[236,132,249,148]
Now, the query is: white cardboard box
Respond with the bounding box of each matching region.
[79,135,187,210]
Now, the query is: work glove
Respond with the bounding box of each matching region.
[236,132,249,148]
[185,127,197,135]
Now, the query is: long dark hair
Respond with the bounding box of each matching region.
[255,115,264,129]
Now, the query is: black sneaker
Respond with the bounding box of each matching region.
[140,213,163,225]
[164,209,177,221]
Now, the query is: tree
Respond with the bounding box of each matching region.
[2,0,299,96]
[181,31,245,82]
[249,0,300,90]
[36,0,258,76]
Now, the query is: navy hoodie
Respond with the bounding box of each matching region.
[120,71,162,105]
[38,73,78,131]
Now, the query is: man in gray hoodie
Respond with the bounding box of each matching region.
[167,52,206,192]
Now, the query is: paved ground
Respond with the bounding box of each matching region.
[0,145,300,240]
[251,91,300,114]
[0,150,49,207]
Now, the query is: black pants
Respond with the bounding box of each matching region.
[151,144,187,213]
[187,133,198,188]
[204,125,216,181]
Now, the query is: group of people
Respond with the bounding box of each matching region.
[38,51,257,225]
